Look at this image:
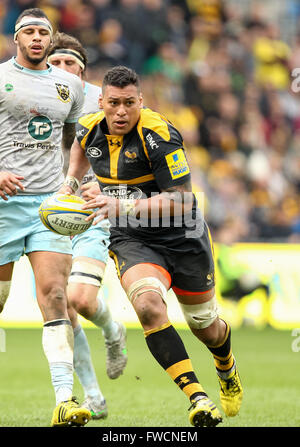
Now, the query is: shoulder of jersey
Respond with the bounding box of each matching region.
[138,107,172,142]
[0,58,16,73]
[78,110,104,128]
[85,81,102,94]
[0,59,12,69]
[50,64,82,86]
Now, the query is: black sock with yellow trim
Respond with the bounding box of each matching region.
[207,320,235,379]
[145,322,207,402]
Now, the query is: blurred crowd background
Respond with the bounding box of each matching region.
[1,0,300,244]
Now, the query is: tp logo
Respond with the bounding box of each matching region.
[28,115,52,140]
[0,328,6,352]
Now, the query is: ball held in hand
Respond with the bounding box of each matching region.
[39,194,93,236]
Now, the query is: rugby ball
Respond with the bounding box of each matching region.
[39,194,93,236]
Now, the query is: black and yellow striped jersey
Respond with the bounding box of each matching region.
[76,107,191,200]
[76,107,199,239]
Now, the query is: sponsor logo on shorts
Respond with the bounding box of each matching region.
[55,83,71,103]
[206,273,214,286]
[165,149,190,179]
[119,261,126,270]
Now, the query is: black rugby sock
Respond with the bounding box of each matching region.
[145,322,207,401]
[206,320,235,378]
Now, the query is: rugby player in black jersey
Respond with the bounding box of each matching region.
[61,65,243,427]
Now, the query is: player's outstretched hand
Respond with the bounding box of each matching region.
[0,171,25,200]
[82,193,118,225]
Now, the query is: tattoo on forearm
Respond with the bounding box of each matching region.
[161,181,193,204]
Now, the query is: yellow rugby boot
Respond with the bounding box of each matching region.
[189,396,222,427]
[51,396,91,427]
[218,367,243,417]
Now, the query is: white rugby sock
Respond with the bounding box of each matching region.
[89,297,119,342]
[42,319,74,405]
[73,324,104,400]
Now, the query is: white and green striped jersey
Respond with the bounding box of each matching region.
[0,57,84,194]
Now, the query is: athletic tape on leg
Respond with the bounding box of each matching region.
[127,277,167,305]
[68,260,104,287]
[179,295,218,329]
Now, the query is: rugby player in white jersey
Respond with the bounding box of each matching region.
[0,8,91,426]
[47,32,128,420]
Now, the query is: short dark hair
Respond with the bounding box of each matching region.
[102,66,140,92]
[16,8,50,25]
[48,32,87,69]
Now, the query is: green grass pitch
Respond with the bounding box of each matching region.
[0,326,299,427]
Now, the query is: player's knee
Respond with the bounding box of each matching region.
[0,281,11,313]
[126,277,168,327]
[42,282,66,307]
[71,294,92,319]
[179,295,219,335]
[68,282,94,317]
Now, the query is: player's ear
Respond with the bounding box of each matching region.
[98,93,103,110]
[139,93,143,108]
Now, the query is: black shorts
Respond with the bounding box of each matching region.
[109,223,215,293]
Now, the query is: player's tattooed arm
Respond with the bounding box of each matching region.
[82,179,194,222]
[123,179,194,218]
[62,122,76,150]
[161,179,193,205]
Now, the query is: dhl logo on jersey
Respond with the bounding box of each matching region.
[165,149,190,180]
